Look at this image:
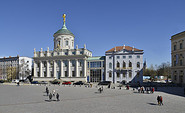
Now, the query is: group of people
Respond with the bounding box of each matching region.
[157,95,163,106]
[45,87,60,101]
[137,86,155,94]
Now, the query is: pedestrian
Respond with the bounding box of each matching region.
[157,95,160,105]
[98,87,102,93]
[52,89,56,97]
[46,86,48,93]
[108,84,110,88]
[56,93,60,101]
[49,93,52,101]
[152,87,155,93]
[46,89,49,96]
[160,96,163,105]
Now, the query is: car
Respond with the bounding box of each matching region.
[50,80,60,84]
[0,80,4,83]
[40,81,48,84]
[31,81,39,84]
[98,81,111,85]
[62,81,71,85]
[73,81,84,85]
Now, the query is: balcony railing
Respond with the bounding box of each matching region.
[116,67,132,70]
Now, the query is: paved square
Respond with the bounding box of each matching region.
[0,84,185,113]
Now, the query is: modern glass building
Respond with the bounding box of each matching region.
[87,56,105,82]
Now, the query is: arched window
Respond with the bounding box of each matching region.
[137,62,140,68]
[117,61,120,68]
[109,63,112,69]
[129,61,132,67]
[123,61,126,68]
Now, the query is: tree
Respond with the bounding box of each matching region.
[6,66,17,81]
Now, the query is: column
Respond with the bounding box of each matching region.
[68,60,71,77]
[46,60,50,77]
[84,59,87,77]
[76,59,79,77]
[39,61,43,77]
[33,61,37,77]
[60,60,64,77]
[53,60,57,78]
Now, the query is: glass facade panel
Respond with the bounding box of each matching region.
[90,69,101,82]
[90,62,101,68]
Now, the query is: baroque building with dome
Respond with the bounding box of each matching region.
[33,14,92,82]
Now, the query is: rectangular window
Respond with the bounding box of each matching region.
[180,60,183,66]
[50,71,53,77]
[117,72,120,78]
[123,72,126,78]
[123,56,126,59]
[117,56,120,59]
[129,71,132,78]
[174,61,176,66]
[180,43,183,49]
[174,45,176,51]
[109,72,112,77]
[129,56,132,58]
[65,71,68,77]
[137,55,140,58]
[80,71,83,77]
[72,71,75,77]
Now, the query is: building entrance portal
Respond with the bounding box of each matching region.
[90,69,101,82]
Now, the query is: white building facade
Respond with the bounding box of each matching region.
[0,56,32,80]
[33,14,92,82]
[171,31,185,85]
[105,45,144,84]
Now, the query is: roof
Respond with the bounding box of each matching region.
[54,24,75,37]
[87,56,105,61]
[106,46,143,53]
[171,31,185,40]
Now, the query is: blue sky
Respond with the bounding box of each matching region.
[0,0,185,66]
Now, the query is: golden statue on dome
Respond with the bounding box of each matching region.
[63,14,66,23]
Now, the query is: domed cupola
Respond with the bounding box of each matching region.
[53,14,75,50]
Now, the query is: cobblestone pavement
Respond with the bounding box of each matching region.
[0,84,185,113]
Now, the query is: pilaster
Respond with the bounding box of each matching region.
[76,59,79,77]
[46,60,50,77]
[53,60,57,78]
[60,60,64,77]
[39,61,43,77]
[68,60,71,77]
[33,61,37,77]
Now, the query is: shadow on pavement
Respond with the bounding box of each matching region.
[147,103,158,106]
[157,87,185,97]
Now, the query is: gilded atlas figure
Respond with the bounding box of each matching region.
[63,14,66,23]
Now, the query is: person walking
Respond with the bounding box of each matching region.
[160,96,163,105]
[46,89,49,96]
[49,93,52,101]
[152,87,155,93]
[56,93,60,101]
[52,89,56,97]
[157,95,160,105]
[46,86,48,93]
